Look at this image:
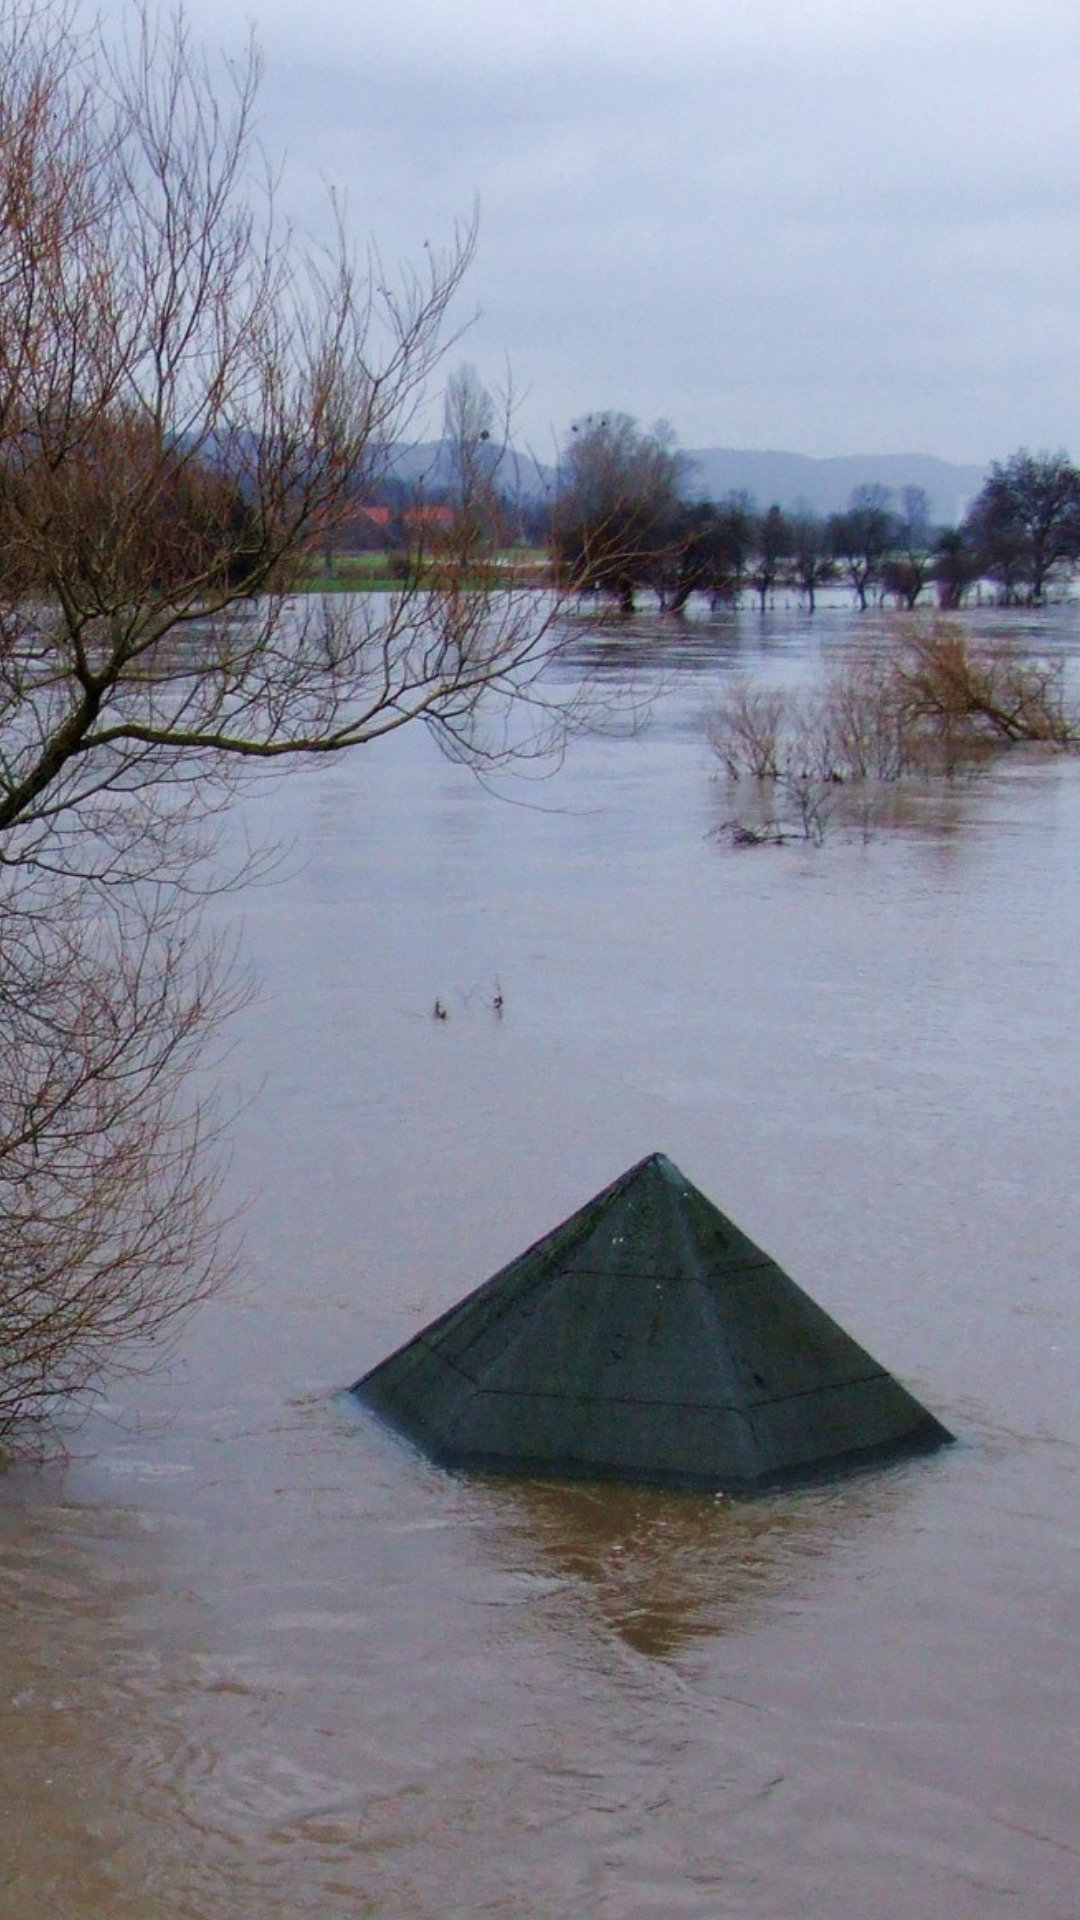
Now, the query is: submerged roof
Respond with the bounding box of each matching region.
[353,1152,952,1494]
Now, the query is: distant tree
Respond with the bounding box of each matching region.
[829,485,897,609]
[716,491,756,600]
[666,493,753,613]
[964,488,1029,603]
[440,363,503,558]
[879,558,927,609]
[664,501,722,613]
[788,512,834,613]
[513,492,553,547]
[932,526,983,610]
[550,413,685,614]
[878,485,933,608]
[962,450,1080,604]
[749,504,791,612]
[443,366,495,492]
[899,485,931,550]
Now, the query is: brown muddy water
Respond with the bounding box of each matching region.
[3,603,1080,1919]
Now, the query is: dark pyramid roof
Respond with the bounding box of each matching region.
[353,1153,952,1494]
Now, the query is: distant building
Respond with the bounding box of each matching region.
[402,505,455,539]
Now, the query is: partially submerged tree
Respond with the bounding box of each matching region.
[748,504,791,612]
[878,555,928,610]
[932,525,983,610]
[0,3,559,1446]
[879,487,933,609]
[665,494,753,613]
[828,485,897,610]
[788,512,835,613]
[961,450,1080,604]
[550,413,685,614]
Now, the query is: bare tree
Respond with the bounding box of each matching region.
[0,3,563,1446]
[443,364,496,495]
[708,682,790,778]
[748,504,791,612]
[932,525,982,610]
[829,485,897,610]
[0,15,560,819]
[0,843,246,1448]
[788,512,834,613]
[438,360,528,564]
[665,495,753,613]
[550,413,685,614]
[961,450,1080,604]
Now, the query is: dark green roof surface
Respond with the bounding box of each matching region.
[353,1153,952,1493]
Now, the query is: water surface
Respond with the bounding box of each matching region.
[3,603,1080,1918]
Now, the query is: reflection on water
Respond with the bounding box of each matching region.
[0,1482,194,1920]
[471,1465,930,1660]
[3,601,1080,1918]
[554,601,823,682]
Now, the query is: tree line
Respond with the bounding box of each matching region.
[548,415,1080,615]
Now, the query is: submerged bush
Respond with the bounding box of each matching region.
[709,622,1078,846]
[893,625,1076,760]
[711,623,1077,788]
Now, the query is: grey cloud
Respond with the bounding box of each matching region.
[168,0,1080,462]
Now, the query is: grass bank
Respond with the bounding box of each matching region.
[292,548,550,594]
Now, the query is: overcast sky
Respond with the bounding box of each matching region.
[173,0,1080,465]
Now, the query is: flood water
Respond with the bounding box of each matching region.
[4,602,1080,1918]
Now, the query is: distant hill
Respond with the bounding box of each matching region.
[385,440,552,500]
[682,448,988,525]
[384,440,987,527]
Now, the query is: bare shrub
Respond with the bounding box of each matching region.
[713,771,833,848]
[894,623,1077,763]
[783,774,833,845]
[712,626,1076,785]
[708,681,790,778]
[820,656,909,780]
[709,620,1078,844]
